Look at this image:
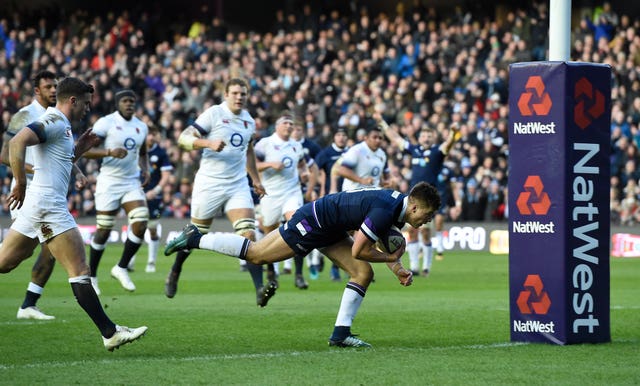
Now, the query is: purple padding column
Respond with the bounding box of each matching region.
[508,62,610,344]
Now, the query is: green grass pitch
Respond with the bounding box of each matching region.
[0,247,638,385]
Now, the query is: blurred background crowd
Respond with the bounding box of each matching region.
[0,0,639,225]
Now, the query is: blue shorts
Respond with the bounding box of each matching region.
[147,198,163,220]
[279,203,349,255]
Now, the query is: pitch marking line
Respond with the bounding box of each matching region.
[1,339,637,371]
[0,342,527,370]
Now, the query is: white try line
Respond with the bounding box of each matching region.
[0,342,528,370]
[2,339,638,371]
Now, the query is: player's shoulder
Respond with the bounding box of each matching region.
[239,109,255,123]
[94,111,118,125]
[7,110,32,134]
[131,115,149,129]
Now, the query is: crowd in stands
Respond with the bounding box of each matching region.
[0,1,639,226]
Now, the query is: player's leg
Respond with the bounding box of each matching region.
[283,201,308,290]
[228,206,281,306]
[47,228,147,350]
[165,175,219,298]
[168,220,297,265]
[17,243,56,320]
[308,249,321,280]
[110,199,148,292]
[255,196,284,290]
[320,238,374,348]
[145,199,163,273]
[405,226,421,274]
[165,217,211,298]
[434,213,445,260]
[0,228,39,274]
[89,208,118,295]
[420,225,434,276]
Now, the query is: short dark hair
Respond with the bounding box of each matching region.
[56,77,94,102]
[225,78,248,93]
[32,70,56,88]
[408,181,441,210]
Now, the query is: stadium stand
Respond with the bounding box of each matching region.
[0,1,638,226]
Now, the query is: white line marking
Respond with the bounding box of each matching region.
[0,342,531,370]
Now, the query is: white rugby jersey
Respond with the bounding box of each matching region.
[92,111,148,180]
[192,101,256,183]
[254,132,304,195]
[7,100,48,184]
[28,107,74,200]
[340,141,388,191]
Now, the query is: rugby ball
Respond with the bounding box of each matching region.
[375,226,405,254]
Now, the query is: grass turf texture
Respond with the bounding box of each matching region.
[0,248,638,385]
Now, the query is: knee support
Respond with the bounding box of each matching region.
[191,222,211,234]
[96,214,116,230]
[233,218,256,236]
[128,206,149,225]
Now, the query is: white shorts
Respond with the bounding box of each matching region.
[191,174,254,220]
[95,178,146,212]
[11,194,76,243]
[260,191,303,227]
[9,177,32,221]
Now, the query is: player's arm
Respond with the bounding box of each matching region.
[386,259,413,287]
[7,126,40,210]
[2,112,35,173]
[302,160,318,202]
[374,111,404,149]
[336,162,373,186]
[317,166,329,197]
[82,134,127,159]
[139,138,150,186]
[439,123,461,156]
[177,126,225,152]
[329,158,343,194]
[351,230,405,263]
[0,132,29,171]
[246,140,266,197]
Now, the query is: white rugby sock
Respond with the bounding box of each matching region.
[148,239,159,264]
[436,231,444,254]
[334,282,365,327]
[422,244,433,270]
[199,233,247,257]
[407,241,420,272]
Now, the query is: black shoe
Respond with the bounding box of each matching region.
[164,224,201,256]
[328,334,372,348]
[165,270,180,298]
[294,274,309,290]
[256,280,278,307]
[266,270,279,288]
[421,269,430,277]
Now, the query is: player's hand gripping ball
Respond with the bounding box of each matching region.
[376,226,405,254]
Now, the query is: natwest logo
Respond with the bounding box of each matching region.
[517,76,552,116]
[516,175,551,215]
[574,77,606,130]
[517,274,551,315]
